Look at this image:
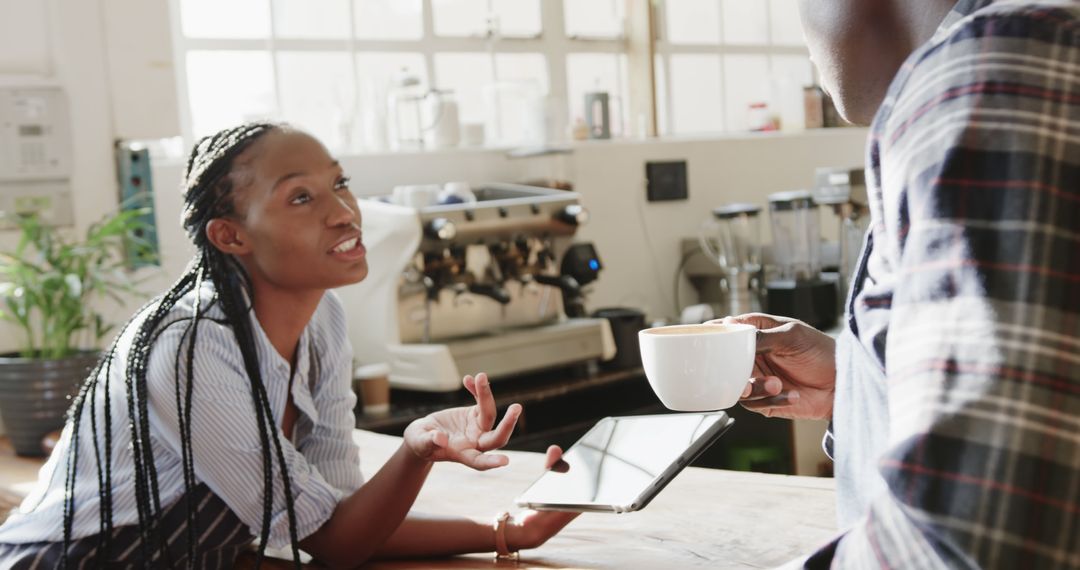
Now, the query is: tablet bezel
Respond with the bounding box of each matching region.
[514,412,735,513]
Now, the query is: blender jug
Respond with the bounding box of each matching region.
[767,190,820,282]
[698,203,762,316]
[765,190,837,329]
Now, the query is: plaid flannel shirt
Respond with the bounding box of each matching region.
[815,0,1080,567]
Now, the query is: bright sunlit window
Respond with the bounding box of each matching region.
[172,0,815,152]
[654,0,815,135]
[173,0,629,153]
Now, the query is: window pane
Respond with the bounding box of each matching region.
[722,0,768,44]
[670,54,723,134]
[432,0,541,37]
[354,0,422,40]
[566,53,628,137]
[770,55,813,130]
[723,54,770,131]
[665,0,720,44]
[434,53,494,124]
[277,52,356,152]
[492,0,542,37]
[273,0,350,38]
[769,0,805,45]
[180,0,270,39]
[495,53,548,94]
[186,51,275,138]
[564,0,625,38]
[770,54,813,88]
[432,0,488,37]
[493,54,549,146]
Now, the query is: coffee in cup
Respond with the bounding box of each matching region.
[638,323,756,411]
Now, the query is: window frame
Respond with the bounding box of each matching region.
[652,0,816,136]
[167,0,629,150]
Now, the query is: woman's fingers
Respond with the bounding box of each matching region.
[478,403,521,451]
[471,373,497,429]
[457,448,509,470]
[545,445,570,473]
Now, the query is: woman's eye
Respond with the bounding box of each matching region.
[290,192,312,205]
[334,176,351,191]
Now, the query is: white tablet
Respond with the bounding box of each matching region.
[514,412,734,513]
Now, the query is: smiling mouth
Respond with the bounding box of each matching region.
[330,236,361,253]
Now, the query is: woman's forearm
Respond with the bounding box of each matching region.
[300,443,432,567]
[373,513,495,559]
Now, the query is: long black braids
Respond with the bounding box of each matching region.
[59,122,304,569]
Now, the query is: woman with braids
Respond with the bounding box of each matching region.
[0,122,577,568]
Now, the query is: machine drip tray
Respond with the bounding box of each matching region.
[388,318,615,392]
[448,318,616,382]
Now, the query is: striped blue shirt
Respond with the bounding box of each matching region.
[0,283,362,549]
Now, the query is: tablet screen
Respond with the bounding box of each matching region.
[515,412,730,512]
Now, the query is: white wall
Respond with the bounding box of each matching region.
[142,129,867,323]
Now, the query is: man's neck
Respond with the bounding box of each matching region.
[899,0,959,50]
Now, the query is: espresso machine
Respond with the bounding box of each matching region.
[340,183,615,392]
[763,190,837,330]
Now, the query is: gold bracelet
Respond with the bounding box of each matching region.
[492,511,519,561]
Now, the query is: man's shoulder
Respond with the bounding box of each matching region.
[875,0,1078,144]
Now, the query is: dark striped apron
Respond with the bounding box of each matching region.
[0,484,253,569]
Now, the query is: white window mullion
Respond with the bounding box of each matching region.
[168,0,195,145]
[421,0,437,89]
[266,0,282,119]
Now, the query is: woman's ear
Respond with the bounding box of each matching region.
[205,218,251,255]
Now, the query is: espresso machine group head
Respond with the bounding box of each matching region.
[341,183,615,392]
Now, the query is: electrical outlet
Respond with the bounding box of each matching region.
[646,160,688,202]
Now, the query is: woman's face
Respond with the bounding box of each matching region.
[219,129,368,292]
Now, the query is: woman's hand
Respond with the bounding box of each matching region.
[505,446,580,551]
[402,373,521,470]
[716,313,837,420]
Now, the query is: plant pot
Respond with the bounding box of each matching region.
[0,351,99,457]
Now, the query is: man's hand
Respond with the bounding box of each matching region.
[402,373,522,470]
[714,314,837,420]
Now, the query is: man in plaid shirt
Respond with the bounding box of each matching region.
[727,0,1079,567]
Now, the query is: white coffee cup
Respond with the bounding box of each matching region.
[638,323,756,411]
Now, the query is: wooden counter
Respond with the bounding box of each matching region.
[1,431,837,568]
[353,430,836,569]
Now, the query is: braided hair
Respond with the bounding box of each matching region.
[60,123,303,569]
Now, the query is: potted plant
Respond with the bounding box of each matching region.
[0,209,156,456]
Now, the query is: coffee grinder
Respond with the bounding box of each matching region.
[764,190,837,330]
[698,203,763,316]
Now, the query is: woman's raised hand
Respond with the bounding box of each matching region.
[403,373,522,470]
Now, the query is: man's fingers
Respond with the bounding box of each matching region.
[754,322,799,354]
[741,376,784,400]
[717,313,786,330]
[478,403,521,451]
[740,391,801,415]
